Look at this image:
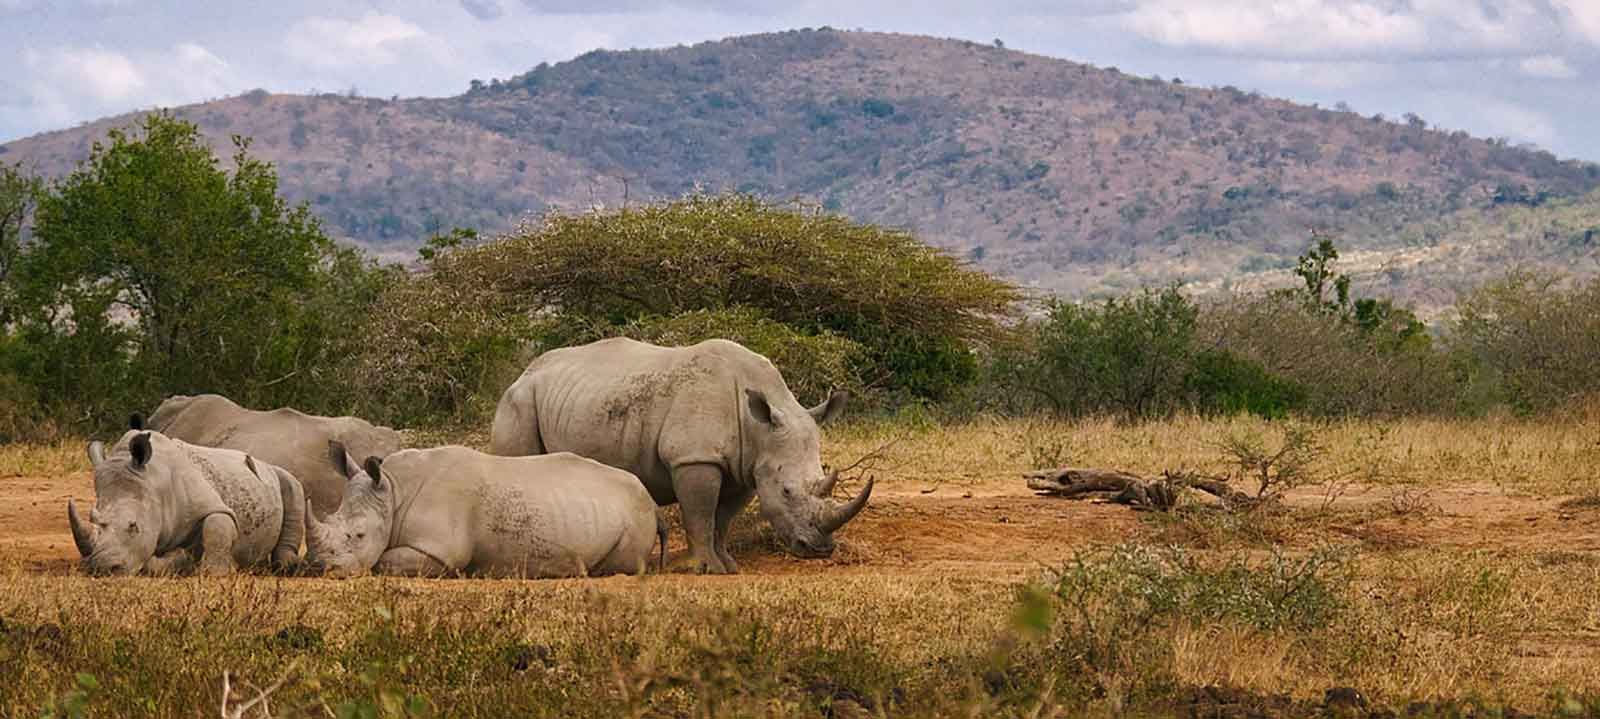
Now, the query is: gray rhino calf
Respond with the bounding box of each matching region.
[68,431,306,576]
[306,442,663,579]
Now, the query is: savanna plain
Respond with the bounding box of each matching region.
[3,412,1599,718]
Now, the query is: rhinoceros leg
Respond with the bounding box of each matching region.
[272,467,306,572]
[145,547,197,576]
[374,546,452,577]
[671,464,731,574]
[195,514,240,577]
[713,488,752,574]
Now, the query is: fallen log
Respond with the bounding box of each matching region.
[1024,467,1259,511]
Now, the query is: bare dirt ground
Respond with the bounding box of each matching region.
[9,469,1598,577]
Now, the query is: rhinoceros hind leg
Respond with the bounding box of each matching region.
[671,464,731,574]
[375,546,451,577]
[196,514,239,576]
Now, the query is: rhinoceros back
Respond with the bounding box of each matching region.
[148,394,401,516]
[493,338,780,499]
[385,446,658,577]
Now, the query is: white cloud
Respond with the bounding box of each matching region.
[1120,0,1558,59]
[1519,53,1577,78]
[1552,0,1600,45]
[1475,98,1558,147]
[35,46,147,103]
[283,12,444,69]
[1250,60,1386,90]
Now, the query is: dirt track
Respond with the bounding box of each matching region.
[7,468,1600,576]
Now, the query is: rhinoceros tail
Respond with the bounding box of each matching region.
[655,508,669,573]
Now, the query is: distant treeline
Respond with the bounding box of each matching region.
[1,114,1596,442]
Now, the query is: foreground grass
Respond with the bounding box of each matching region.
[6,413,1600,716]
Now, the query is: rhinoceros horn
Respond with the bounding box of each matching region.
[67,499,95,558]
[816,469,840,498]
[818,477,874,533]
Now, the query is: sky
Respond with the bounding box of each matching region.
[3,0,1599,161]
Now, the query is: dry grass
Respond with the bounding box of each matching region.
[4,414,1600,716]
[0,438,88,479]
[826,412,1600,496]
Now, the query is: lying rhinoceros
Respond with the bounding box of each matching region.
[305,441,664,579]
[68,431,305,576]
[136,394,403,518]
[489,337,872,574]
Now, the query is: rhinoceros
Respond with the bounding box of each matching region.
[489,337,872,574]
[305,441,664,579]
[68,430,305,576]
[136,394,403,518]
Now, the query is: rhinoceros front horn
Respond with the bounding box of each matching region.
[818,477,873,533]
[67,499,95,558]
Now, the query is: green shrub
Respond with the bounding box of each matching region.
[1000,285,1199,418]
[0,113,395,437]
[1016,544,1351,701]
[1185,348,1303,419]
[423,193,1022,402]
[618,307,865,403]
[1452,271,1600,413]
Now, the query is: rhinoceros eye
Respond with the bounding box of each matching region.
[355,532,366,540]
[127,521,139,534]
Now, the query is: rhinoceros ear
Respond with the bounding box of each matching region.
[87,441,106,467]
[130,432,153,470]
[363,457,384,489]
[128,412,144,430]
[807,390,848,426]
[745,388,782,428]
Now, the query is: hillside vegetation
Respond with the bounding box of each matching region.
[3,30,1596,304]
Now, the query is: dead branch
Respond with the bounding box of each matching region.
[1024,467,1260,512]
[221,658,300,719]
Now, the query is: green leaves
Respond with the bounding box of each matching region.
[1,112,385,434]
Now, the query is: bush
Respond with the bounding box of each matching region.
[1001,285,1199,418]
[1452,272,1600,413]
[617,307,865,404]
[422,193,1022,402]
[0,113,392,437]
[1015,544,1351,701]
[1199,293,1457,416]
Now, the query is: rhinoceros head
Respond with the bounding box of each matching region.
[744,389,873,558]
[69,433,164,576]
[303,440,392,578]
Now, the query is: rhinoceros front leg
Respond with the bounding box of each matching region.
[672,464,730,574]
[145,547,197,576]
[195,514,240,576]
[713,488,752,574]
[374,546,452,577]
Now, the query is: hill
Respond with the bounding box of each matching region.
[3,29,1597,303]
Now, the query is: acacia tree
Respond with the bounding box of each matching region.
[13,113,368,423]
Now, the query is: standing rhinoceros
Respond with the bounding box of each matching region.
[489,337,872,574]
[305,441,664,579]
[136,394,403,518]
[68,430,305,576]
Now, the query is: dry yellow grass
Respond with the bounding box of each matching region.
[3,414,1599,716]
[826,412,1600,496]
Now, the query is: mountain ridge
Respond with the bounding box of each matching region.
[4,29,1597,307]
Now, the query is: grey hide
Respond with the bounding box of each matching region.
[138,394,403,518]
[68,430,305,576]
[304,443,663,579]
[488,337,871,574]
